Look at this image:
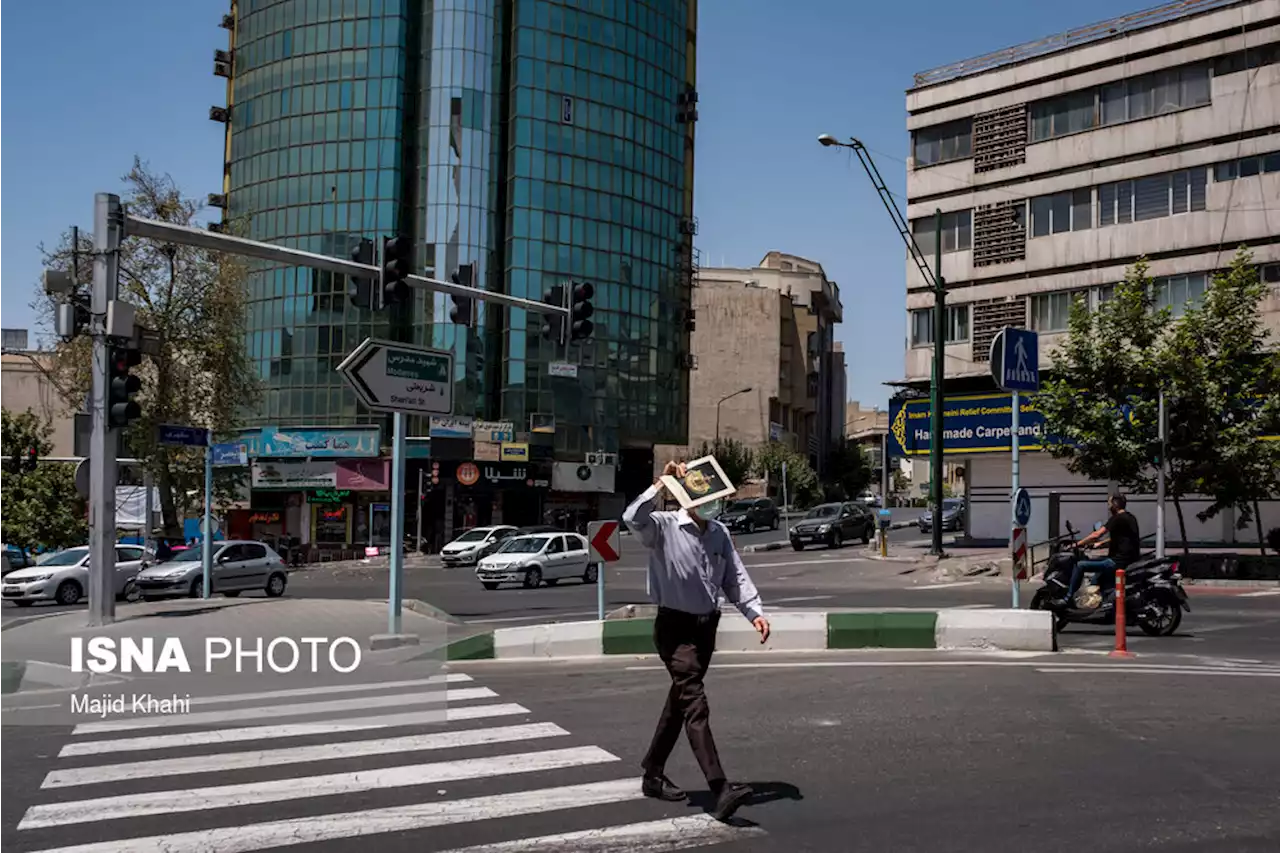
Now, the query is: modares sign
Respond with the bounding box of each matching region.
[888,393,1047,457]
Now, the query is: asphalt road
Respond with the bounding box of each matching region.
[4,649,1277,852]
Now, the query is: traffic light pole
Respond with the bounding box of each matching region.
[88,193,123,627]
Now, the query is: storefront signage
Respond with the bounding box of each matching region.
[336,459,390,490]
[551,461,615,493]
[429,416,474,439]
[888,393,1047,458]
[248,511,281,524]
[309,488,352,504]
[500,442,529,462]
[435,461,550,489]
[474,441,500,462]
[456,462,481,486]
[475,420,515,442]
[769,422,785,441]
[252,461,338,489]
[240,427,382,458]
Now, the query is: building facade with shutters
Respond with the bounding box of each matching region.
[897,0,1280,545]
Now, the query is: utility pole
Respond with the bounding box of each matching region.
[929,208,945,557]
[1156,389,1167,559]
[88,194,123,627]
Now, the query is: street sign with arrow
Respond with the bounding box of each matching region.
[337,338,454,416]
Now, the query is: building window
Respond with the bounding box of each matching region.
[910,305,969,347]
[1212,42,1280,76]
[1029,188,1092,237]
[911,210,971,257]
[1098,168,1206,226]
[1153,273,1208,317]
[913,119,973,167]
[1031,62,1212,143]
[1261,263,1280,284]
[1215,152,1280,181]
[1031,290,1087,332]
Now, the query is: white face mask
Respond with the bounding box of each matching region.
[695,499,724,521]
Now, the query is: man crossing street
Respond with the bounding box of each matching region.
[622,459,770,821]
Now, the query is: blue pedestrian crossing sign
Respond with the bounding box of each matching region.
[1014,487,1032,527]
[989,327,1040,393]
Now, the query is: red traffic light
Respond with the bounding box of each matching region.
[572,281,594,302]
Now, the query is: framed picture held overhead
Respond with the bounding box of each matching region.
[661,456,735,510]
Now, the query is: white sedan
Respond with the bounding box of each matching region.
[476,532,599,590]
[1,545,149,607]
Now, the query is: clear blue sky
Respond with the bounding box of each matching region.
[2,0,1126,408]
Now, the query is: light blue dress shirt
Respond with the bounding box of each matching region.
[622,484,764,623]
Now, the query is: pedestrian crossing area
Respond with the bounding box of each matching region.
[13,672,764,853]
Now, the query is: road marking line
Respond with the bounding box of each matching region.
[771,595,835,604]
[428,814,767,852]
[186,673,472,707]
[627,659,1280,674]
[471,611,600,624]
[18,746,619,829]
[15,778,645,853]
[72,686,497,735]
[43,722,570,789]
[952,603,994,609]
[910,581,982,590]
[61,703,533,757]
[1038,667,1280,678]
[1239,590,1280,597]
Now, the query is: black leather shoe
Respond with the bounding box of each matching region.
[712,782,753,820]
[642,774,686,801]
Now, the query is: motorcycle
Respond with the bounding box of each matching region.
[1029,520,1190,637]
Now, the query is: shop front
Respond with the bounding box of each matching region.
[432,459,552,534]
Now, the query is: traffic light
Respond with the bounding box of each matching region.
[382,235,411,306]
[107,346,143,429]
[570,281,594,341]
[541,284,565,345]
[21,447,37,473]
[449,263,475,326]
[348,238,374,309]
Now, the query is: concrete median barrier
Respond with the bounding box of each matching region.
[443,607,1055,660]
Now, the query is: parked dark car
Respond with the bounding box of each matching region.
[720,498,780,534]
[790,502,874,550]
[918,498,965,533]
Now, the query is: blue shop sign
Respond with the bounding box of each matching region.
[238,426,383,458]
[888,393,1047,457]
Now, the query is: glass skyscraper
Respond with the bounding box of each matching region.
[221,0,698,458]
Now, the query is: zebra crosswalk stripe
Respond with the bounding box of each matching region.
[427,814,768,852]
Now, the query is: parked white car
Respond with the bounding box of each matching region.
[476,532,599,590]
[1,545,149,607]
[441,526,517,567]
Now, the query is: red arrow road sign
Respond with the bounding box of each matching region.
[588,520,621,563]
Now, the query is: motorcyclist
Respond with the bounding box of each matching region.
[1061,493,1140,607]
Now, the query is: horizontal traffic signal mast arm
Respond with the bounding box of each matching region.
[123,213,569,316]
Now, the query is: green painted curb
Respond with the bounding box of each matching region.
[1,661,26,695]
[446,632,496,660]
[827,612,938,649]
[602,618,655,655]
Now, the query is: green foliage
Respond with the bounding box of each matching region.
[1,410,87,553]
[822,439,875,502]
[694,437,754,488]
[754,441,819,507]
[1169,249,1280,543]
[36,159,258,534]
[1037,259,1167,493]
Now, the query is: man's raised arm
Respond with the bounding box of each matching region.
[623,481,665,549]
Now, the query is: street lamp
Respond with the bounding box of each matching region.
[818,132,947,556]
[716,386,753,442]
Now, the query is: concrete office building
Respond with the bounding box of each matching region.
[654,252,845,485]
[214,0,699,542]
[1,331,76,459]
[895,0,1280,543]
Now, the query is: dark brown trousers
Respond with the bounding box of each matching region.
[642,607,725,787]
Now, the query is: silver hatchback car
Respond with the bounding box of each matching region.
[134,540,289,600]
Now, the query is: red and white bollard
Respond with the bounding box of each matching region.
[1109,568,1135,659]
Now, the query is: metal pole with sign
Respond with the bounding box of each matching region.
[203,429,214,599]
[990,326,1040,609]
[337,338,453,639]
[1156,389,1166,559]
[781,461,791,540]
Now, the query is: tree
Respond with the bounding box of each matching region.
[1,410,87,553]
[1166,249,1280,554]
[754,441,819,508]
[823,438,875,502]
[694,437,754,488]
[35,159,258,536]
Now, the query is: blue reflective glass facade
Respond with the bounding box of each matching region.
[226,0,696,450]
